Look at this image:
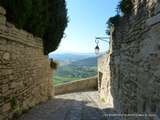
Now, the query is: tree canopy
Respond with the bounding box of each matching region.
[0,0,68,55]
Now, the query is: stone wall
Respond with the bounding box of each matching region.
[55,76,98,95]
[0,7,54,120]
[99,0,160,119]
[97,54,113,107]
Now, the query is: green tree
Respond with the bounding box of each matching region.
[24,0,49,37]
[0,0,68,55]
[43,0,68,54]
[0,0,32,28]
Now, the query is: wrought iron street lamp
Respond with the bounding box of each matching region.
[94,37,109,55]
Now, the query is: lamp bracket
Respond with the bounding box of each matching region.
[95,37,109,43]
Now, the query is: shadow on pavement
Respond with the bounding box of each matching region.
[17,97,120,120]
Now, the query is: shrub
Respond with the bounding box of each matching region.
[10,96,17,110]
[106,15,121,35]
[50,59,58,69]
[108,15,121,27]
[106,0,133,35]
[118,0,133,15]
[0,0,68,55]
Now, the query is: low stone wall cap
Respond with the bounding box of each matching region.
[0,6,6,15]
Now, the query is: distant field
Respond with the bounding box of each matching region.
[53,65,97,85]
[53,75,80,86]
[51,53,97,86]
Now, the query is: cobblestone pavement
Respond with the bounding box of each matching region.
[18,91,120,120]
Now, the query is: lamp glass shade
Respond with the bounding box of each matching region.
[95,45,100,55]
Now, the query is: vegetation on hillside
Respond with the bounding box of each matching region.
[53,57,97,85]
[56,65,97,78]
[70,57,97,67]
[53,75,81,86]
[54,66,97,85]
[0,0,68,54]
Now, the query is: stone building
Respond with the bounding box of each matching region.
[98,0,160,119]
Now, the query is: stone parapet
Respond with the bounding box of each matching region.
[55,76,98,95]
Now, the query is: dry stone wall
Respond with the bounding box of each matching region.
[0,7,53,120]
[99,0,160,119]
[55,76,98,95]
[98,54,113,107]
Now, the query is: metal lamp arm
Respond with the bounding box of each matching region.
[95,37,109,43]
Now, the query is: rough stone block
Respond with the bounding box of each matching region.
[3,52,10,61]
[2,103,11,112]
[146,13,160,27]
[0,7,6,15]
[0,115,5,120]
[10,82,23,89]
[0,15,6,25]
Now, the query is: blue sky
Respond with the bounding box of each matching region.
[54,0,119,53]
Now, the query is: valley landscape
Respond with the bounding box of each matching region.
[49,52,97,85]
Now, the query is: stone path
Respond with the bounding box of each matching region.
[18,91,121,120]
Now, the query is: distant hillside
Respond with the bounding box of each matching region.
[49,52,96,66]
[70,57,97,67]
[49,52,96,61]
[53,55,97,85]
